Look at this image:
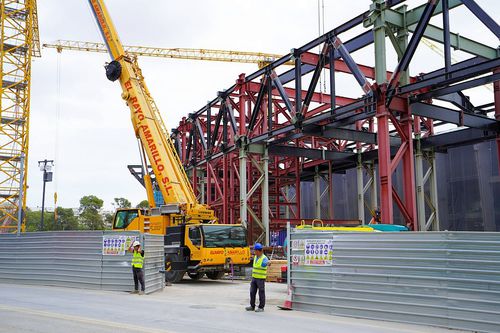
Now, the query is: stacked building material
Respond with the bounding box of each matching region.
[266,260,287,282]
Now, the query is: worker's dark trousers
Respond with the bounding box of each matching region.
[132,267,145,292]
[250,278,266,309]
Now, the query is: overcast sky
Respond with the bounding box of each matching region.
[28,0,498,210]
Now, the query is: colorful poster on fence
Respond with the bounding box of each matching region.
[102,235,139,255]
[304,239,333,266]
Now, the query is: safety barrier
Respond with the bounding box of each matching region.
[0,231,164,294]
[289,230,500,333]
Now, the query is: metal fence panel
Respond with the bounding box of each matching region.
[0,231,164,294]
[290,231,500,333]
[143,233,165,294]
[101,231,142,292]
[0,231,103,289]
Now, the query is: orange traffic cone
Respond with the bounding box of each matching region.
[278,285,293,310]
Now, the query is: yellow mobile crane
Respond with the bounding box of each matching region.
[88,0,250,282]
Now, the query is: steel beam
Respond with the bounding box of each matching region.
[408,23,498,59]
[268,145,355,161]
[304,125,377,144]
[388,0,438,92]
[460,0,500,39]
[421,127,497,150]
[400,58,500,94]
[411,102,498,130]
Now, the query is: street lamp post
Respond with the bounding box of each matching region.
[38,159,54,230]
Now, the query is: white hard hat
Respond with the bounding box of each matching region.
[132,240,141,247]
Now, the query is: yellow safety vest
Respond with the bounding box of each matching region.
[132,251,144,268]
[252,255,268,279]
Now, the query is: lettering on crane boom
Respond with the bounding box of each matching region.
[89,0,113,46]
[124,79,174,196]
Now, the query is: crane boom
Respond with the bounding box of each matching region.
[43,39,287,66]
[87,0,206,217]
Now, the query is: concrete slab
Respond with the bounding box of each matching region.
[0,280,471,333]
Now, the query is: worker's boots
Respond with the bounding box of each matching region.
[245,306,254,311]
[255,308,264,313]
[139,291,145,295]
[130,290,139,294]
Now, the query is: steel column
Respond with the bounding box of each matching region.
[369,162,378,213]
[428,151,440,231]
[373,0,388,84]
[372,0,392,224]
[401,114,417,230]
[314,167,321,218]
[328,162,334,219]
[199,170,205,204]
[415,137,426,231]
[495,70,500,176]
[262,148,270,246]
[377,103,393,224]
[222,154,229,224]
[357,156,365,224]
[285,185,290,219]
[239,148,247,228]
[206,161,211,206]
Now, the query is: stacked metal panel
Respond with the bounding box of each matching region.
[143,233,166,294]
[289,230,500,333]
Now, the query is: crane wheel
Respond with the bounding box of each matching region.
[206,271,225,280]
[187,272,204,280]
[165,254,186,283]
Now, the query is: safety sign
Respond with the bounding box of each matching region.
[102,235,139,255]
[304,239,333,266]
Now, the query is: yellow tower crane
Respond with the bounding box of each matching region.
[0,0,41,233]
[43,40,291,69]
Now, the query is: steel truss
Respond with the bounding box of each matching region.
[173,0,499,243]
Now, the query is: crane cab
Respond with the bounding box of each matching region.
[112,208,251,282]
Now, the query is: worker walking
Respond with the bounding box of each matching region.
[246,243,268,313]
[128,240,145,295]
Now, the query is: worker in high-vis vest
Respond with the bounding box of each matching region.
[128,240,145,295]
[245,243,269,312]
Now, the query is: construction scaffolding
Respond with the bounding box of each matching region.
[0,0,40,233]
[172,0,499,244]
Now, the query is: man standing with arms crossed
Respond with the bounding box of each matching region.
[128,240,145,295]
[246,243,269,312]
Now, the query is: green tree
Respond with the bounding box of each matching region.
[25,208,41,232]
[79,195,104,230]
[113,197,131,209]
[25,209,55,231]
[136,200,150,209]
[104,212,114,229]
[55,207,79,230]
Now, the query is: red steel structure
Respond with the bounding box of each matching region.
[171,0,499,243]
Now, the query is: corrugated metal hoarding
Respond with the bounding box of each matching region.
[0,231,164,294]
[289,230,500,333]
